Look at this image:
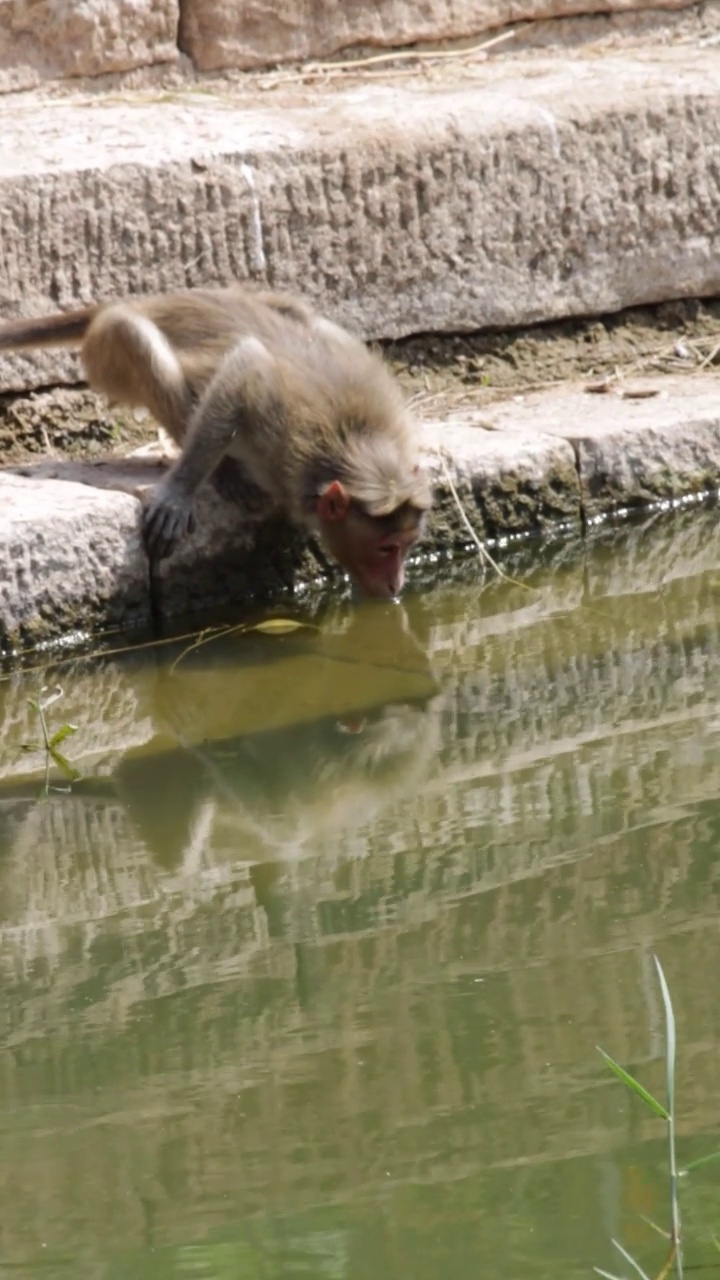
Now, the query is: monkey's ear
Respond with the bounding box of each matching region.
[317,480,350,522]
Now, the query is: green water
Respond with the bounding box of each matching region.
[2,512,720,1279]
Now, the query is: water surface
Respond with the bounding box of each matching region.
[2,512,720,1279]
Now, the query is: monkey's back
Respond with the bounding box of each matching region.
[136,281,404,435]
[136,286,317,396]
[124,283,420,517]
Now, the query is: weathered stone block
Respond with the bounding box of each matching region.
[480,375,720,519]
[423,420,581,546]
[0,473,151,651]
[0,0,178,93]
[576,414,720,518]
[3,453,323,619]
[1,47,719,393]
[179,0,694,72]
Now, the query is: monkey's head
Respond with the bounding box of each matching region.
[315,466,431,599]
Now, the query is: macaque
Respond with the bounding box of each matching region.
[0,285,432,598]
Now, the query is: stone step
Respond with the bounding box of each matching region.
[2,42,720,393]
[2,372,720,652]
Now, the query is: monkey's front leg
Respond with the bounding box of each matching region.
[143,337,275,560]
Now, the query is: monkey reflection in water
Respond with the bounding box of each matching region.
[0,284,432,598]
[113,602,441,876]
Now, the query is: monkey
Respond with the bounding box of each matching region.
[0,285,432,598]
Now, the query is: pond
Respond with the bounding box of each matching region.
[1,511,720,1279]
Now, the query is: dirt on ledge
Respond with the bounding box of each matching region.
[385,295,720,410]
[1,296,719,465]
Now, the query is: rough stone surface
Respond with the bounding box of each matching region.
[478,374,720,518]
[179,0,694,71]
[0,0,178,93]
[3,454,323,618]
[0,473,151,652]
[3,375,720,647]
[2,46,720,392]
[423,420,581,544]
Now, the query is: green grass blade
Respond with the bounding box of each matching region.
[594,1269,626,1280]
[48,748,81,782]
[612,1238,652,1280]
[682,1150,720,1174]
[638,1216,670,1240]
[597,1047,669,1119]
[654,955,676,1112]
[49,723,77,749]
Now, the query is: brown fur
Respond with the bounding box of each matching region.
[0,284,432,596]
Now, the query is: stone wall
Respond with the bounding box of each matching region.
[0,0,696,92]
[178,0,696,72]
[0,0,178,92]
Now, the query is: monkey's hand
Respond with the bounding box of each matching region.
[142,477,196,561]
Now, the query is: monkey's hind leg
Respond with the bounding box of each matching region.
[81,303,192,442]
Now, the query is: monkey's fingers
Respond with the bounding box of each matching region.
[143,494,196,561]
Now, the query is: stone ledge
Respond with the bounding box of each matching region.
[1,373,719,652]
[467,373,720,518]
[2,44,720,391]
[0,472,151,650]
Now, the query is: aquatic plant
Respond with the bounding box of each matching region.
[595,955,720,1280]
[25,684,80,793]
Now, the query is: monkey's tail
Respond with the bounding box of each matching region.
[0,306,97,352]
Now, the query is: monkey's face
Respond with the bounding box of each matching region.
[316,481,424,599]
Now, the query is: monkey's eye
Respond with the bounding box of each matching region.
[377,543,399,558]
